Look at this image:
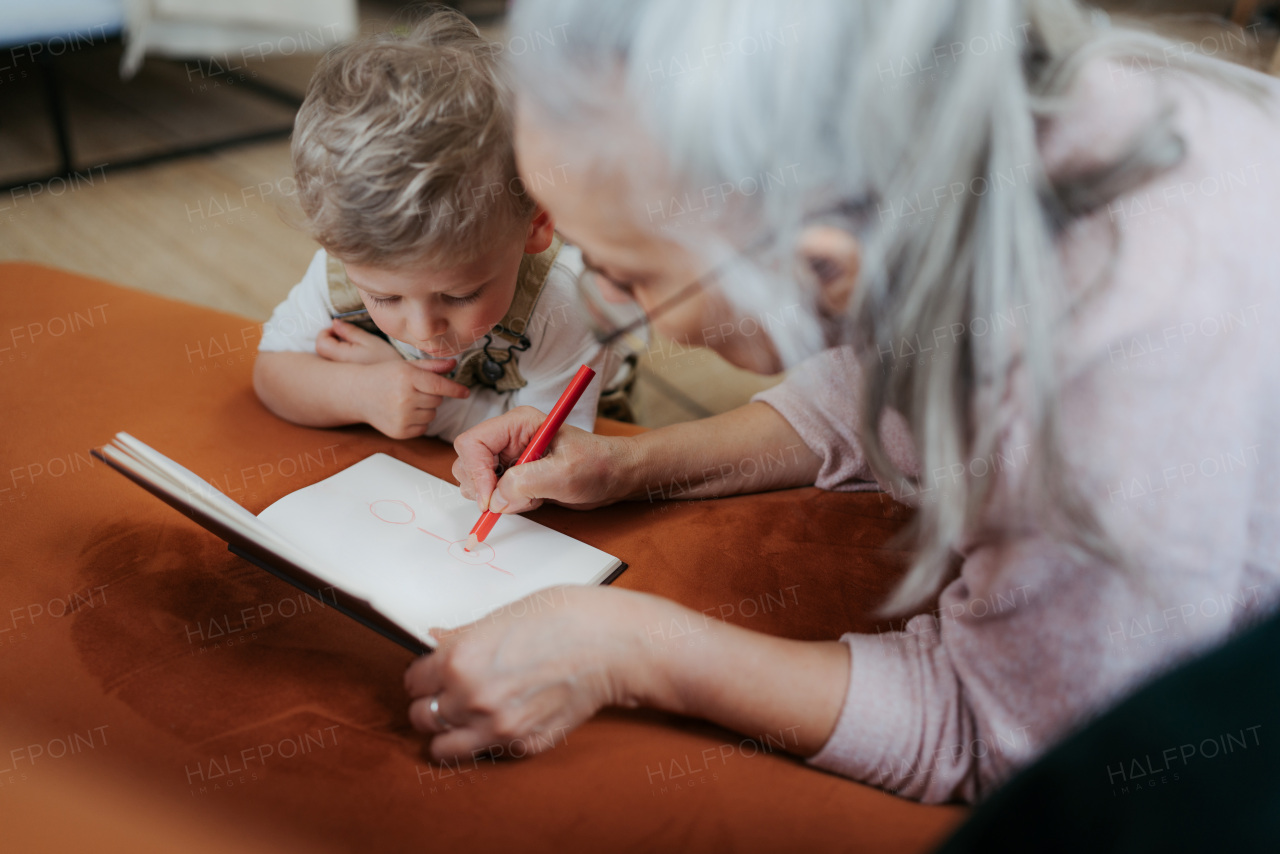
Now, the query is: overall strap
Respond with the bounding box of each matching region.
[325,254,379,336]
[452,234,563,392]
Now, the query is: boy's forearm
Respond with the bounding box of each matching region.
[619,401,822,502]
[253,352,368,427]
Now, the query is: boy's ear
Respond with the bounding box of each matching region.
[523,205,556,254]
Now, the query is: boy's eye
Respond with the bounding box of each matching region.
[363,293,399,307]
[443,288,483,306]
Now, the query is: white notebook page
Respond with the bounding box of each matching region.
[256,454,620,637]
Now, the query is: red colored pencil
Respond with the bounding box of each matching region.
[465,364,596,547]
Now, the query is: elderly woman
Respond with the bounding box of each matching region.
[405,0,1280,803]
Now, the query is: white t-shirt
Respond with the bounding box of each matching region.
[258,244,634,442]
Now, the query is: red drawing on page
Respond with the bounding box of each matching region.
[368,499,512,576]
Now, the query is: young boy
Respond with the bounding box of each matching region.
[255,9,636,442]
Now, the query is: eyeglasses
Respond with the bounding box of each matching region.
[573,263,709,348]
[572,229,782,348]
[571,197,874,348]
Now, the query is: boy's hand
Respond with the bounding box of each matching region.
[316,319,401,365]
[358,358,470,439]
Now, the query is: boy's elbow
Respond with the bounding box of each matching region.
[251,354,268,395]
[252,353,282,410]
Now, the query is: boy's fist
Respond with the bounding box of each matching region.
[358,358,470,439]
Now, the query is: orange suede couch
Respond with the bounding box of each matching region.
[0,262,964,852]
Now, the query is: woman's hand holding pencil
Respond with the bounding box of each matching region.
[462,365,596,549]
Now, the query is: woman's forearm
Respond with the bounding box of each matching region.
[253,351,367,427]
[619,401,822,502]
[621,592,850,757]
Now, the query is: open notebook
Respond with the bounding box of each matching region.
[92,433,626,654]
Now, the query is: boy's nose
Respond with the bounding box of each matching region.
[407,308,448,343]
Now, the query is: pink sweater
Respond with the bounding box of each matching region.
[755,58,1280,803]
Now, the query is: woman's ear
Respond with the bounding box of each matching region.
[798,225,860,316]
[523,205,556,254]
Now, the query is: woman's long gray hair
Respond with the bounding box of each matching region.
[508,0,1265,612]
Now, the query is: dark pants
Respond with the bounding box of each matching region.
[937,608,1280,852]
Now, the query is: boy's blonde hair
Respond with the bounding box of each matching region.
[292,7,534,269]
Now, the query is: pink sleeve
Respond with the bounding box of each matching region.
[809,621,980,803]
[752,347,918,493]
[801,154,1280,805]
[798,278,1276,804]
[808,529,1275,804]
[804,541,1067,804]
[793,61,1280,806]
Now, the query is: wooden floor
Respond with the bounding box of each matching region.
[1,2,1274,427]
